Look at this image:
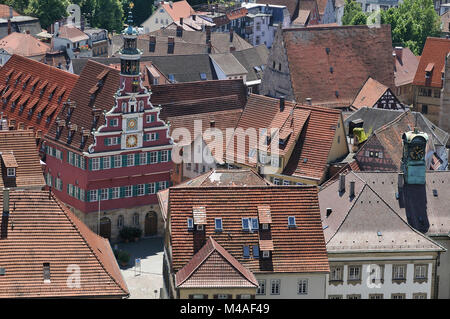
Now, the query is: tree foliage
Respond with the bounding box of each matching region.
[92,0,124,33]
[25,0,70,29]
[342,0,364,26]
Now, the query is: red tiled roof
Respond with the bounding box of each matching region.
[0,153,17,168]
[282,25,395,106]
[259,239,274,251]
[257,205,272,224]
[351,77,389,110]
[161,0,195,21]
[413,37,450,88]
[175,237,258,288]
[0,55,78,135]
[0,5,19,18]
[0,130,45,188]
[0,32,50,58]
[169,186,329,274]
[57,25,89,42]
[0,190,129,298]
[394,47,419,87]
[226,7,248,21]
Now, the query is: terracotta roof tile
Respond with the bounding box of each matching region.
[282,25,395,106]
[413,37,450,88]
[161,0,195,21]
[0,55,78,136]
[0,190,129,298]
[0,5,19,18]
[394,47,419,87]
[169,186,329,274]
[257,205,272,224]
[351,77,389,110]
[175,237,258,288]
[57,25,89,43]
[0,32,50,58]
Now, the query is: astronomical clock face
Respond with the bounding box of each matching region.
[127,117,138,131]
[409,145,425,160]
[126,134,138,148]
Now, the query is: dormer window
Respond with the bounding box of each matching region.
[197,224,204,231]
[215,218,223,231]
[288,216,296,227]
[425,71,432,79]
[425,63,434,79]
[187,218,194,230]
[263,251,270,258]
[7,168,15,177]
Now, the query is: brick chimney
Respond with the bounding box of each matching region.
[180,17,184,25]
[394,46,403,62]
[279,96,285,112]
[206,25,211,43]
[230,28,234,42]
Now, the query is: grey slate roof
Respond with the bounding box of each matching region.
[231,45,269,82]
[210,52,247,76]
[72,54,217,83]
[319,171,447,252]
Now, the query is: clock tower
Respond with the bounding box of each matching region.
[401,128,428,185]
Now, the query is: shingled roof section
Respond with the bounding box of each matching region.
[282,25,395,107]
[413,37,450,88]
[319,171,445,253]
[175,236,258,288]
[0,130,45,188]
[0,32,50,58]
[0,190,129,298]
[0,55,78,136]
[351,77,390,110]
[394,47,419,87]
[46,60,120,153]
[169,186,329,274]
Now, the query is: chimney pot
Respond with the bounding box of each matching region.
[394,46,403,61]
[306,98,312,105]
[339,174,345,193]
[230,28,234,43]
[398,172,404,189]
[279,96,285,112]
[210,120,215,128]
[180,17,183,25]
[326,208,332,217]
[349,181,355,198]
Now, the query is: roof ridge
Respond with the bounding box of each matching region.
[10,54,79,79]
[51,194,129,296]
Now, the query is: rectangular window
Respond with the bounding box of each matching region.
[149,152,158,164]
[253,245,259,258]
[146,114,155,123]
[89,190,98,202]
[273,178,281,185]
[242,218,249,230]
[124,186,132,198]
[270,279,280,295]
[148,183,156,194]
[298,279,308,295]
[103,156,111,169]
[288,216,296,227]
[391,293,406,299]
[257,280,266,295]
[243,245,250,258]
[137,184,145,196]
[127,154,135,166]
[369,294,384,299]
[91,158,100,170]
[330,266,343,281]
[140,152,147,165]
[414,264,427,280]
[187,218,193,230]
[347,294,361,299]
[43,263,51,282]
[393,265,406,280]
[413,293,427,299]
[161,150,169,162]
[109,118,118,126]
[146,132,158,141]
[114,155,121,168]
[100,188,108,201]
[159,181,168,190]
[112,187,120,199]
[328,295,343,299]
[348,265,361,281]
[215,218,222,231]
[263,251,270,258]
[7,168,15,177]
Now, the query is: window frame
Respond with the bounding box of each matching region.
[270,279,280,295]
[297,279,308,295]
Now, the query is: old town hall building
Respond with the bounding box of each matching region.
[43,16,173,240]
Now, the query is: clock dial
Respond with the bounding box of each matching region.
[126,134,138,148]
[410,145,424,160]
[127,118,138,131]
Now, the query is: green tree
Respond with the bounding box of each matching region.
[93,0,124,32]
[342,0,363,25]
[350,11,367,25]
[381,0,441,55]
[0,0,30,13]
[25,0,69,30]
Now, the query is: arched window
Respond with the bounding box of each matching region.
[117,215,124,228]
[133,213,139,226]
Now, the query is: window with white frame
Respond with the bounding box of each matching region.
[414,264,427,280]
[270,279,280,295]
[146,132,158,141]
[391,293,406,299]
[413,293,427,299]
[298,279,308,295]
[89,190,98,202]
[56,177,62,191]
[124,186,132,197]
[159,181,168,190]
[114,155,121,168]
[257,280,266,295]
[127,154,134,166]
[262,251,270,258]
[369,294,384,299]
[288,216,296,227]
[148,183,156,194]
[100,188,108,201]
[161,150,169,162]
[137,184,145,196]
[283,180,290,185]
[146,114,154,123]
[91,158,100,170]
[149,151,158,163]
[330,266,343,281]
[348,265,361,281]
[187,218,194,230]
[393,265,406,280]
[273,178,281,185]
[110,118,118,127]
[7,168,15,177]
[140,152,147,165]
[103,156,111,169]
[112,187,120,199]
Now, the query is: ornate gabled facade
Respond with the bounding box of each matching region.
[43,12,173,241]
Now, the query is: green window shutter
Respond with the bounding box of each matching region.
[135,153,140,165]
[155,182,160,193]
[88,158,92,171]
[120,186,125,198]
[143,133,148,142]
[151,114,155,122]
[109,119,114,127]
[52,148,56,157]
[100,157,104,170]
[147,151,151,163]
[111,156,115,168]
[145,183,149,195]
[108,188,113,199]
[155,132,159,140]
[104,138,109,146]
[132,185,138,197]
[157,151,162,163]
[86,189,90,202]
[122,155,127,167]
[168,149,172,162]
[118,136,121,144]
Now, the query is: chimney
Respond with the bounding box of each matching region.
[394,46,403,62]
[349,181,355,198]
[306,98,312,105]
[338,173,345,193]
[193,15,196,21]
[279,96,285,112]
[326,208,332,218]
[207,40,212,53]
[7,18,11,35]
[398,172,404,189]
[230,28,234,42]
[206,26,211,43]
[210,120,215,128]
[180,17,183,25]
[1,188,9,239]
[229,46,236,52]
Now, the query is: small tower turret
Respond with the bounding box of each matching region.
[401,128,428,185]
